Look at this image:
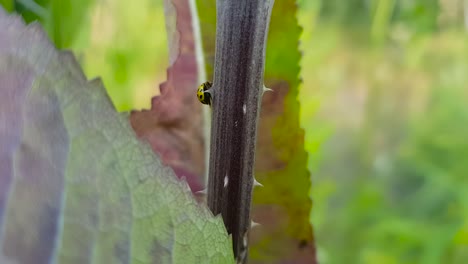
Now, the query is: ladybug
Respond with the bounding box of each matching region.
[197,81,212,106]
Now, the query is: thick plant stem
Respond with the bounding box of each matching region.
[206,0,274,263]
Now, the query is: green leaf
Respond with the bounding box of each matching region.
[10,0,49,23]
[251,0,315,262]
[9,0,94,49]
[0,0,13,12]
[0,8,233,264]
[395,0,439,34]
[48,0,94,48]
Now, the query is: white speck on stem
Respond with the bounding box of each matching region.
[243,104,247,114]
[224,175,229,188]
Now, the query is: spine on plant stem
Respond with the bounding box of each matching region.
[206,0,274,263]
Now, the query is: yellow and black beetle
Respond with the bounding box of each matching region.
[197,81,212,106]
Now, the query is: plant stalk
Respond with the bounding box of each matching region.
[206,0,274,263]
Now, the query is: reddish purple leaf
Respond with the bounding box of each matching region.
[130,0,205,193]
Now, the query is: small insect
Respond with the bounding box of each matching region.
[197,81,212,106]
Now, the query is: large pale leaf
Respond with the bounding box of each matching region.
[0,8,233,264]
[196,0,316,262]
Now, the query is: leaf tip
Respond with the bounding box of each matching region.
[196,188,207,195]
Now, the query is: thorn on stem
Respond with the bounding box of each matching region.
[262,85,273,94]
[253,178,263,188]
[251,220,260,228]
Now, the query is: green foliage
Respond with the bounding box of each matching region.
[299,2,468,263]
[0,0,12,11]
[318,0,372,27]
[195,0,216,77]
[48,0,94,48]
[0,9,233,263]
[12,0,49,22]
[77,0,168,111]
[310,0,440,38]
[4,0,94,48]
[395,0,439,33]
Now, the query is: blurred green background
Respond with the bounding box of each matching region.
[3,0,468,263]
[299,1,468,263]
